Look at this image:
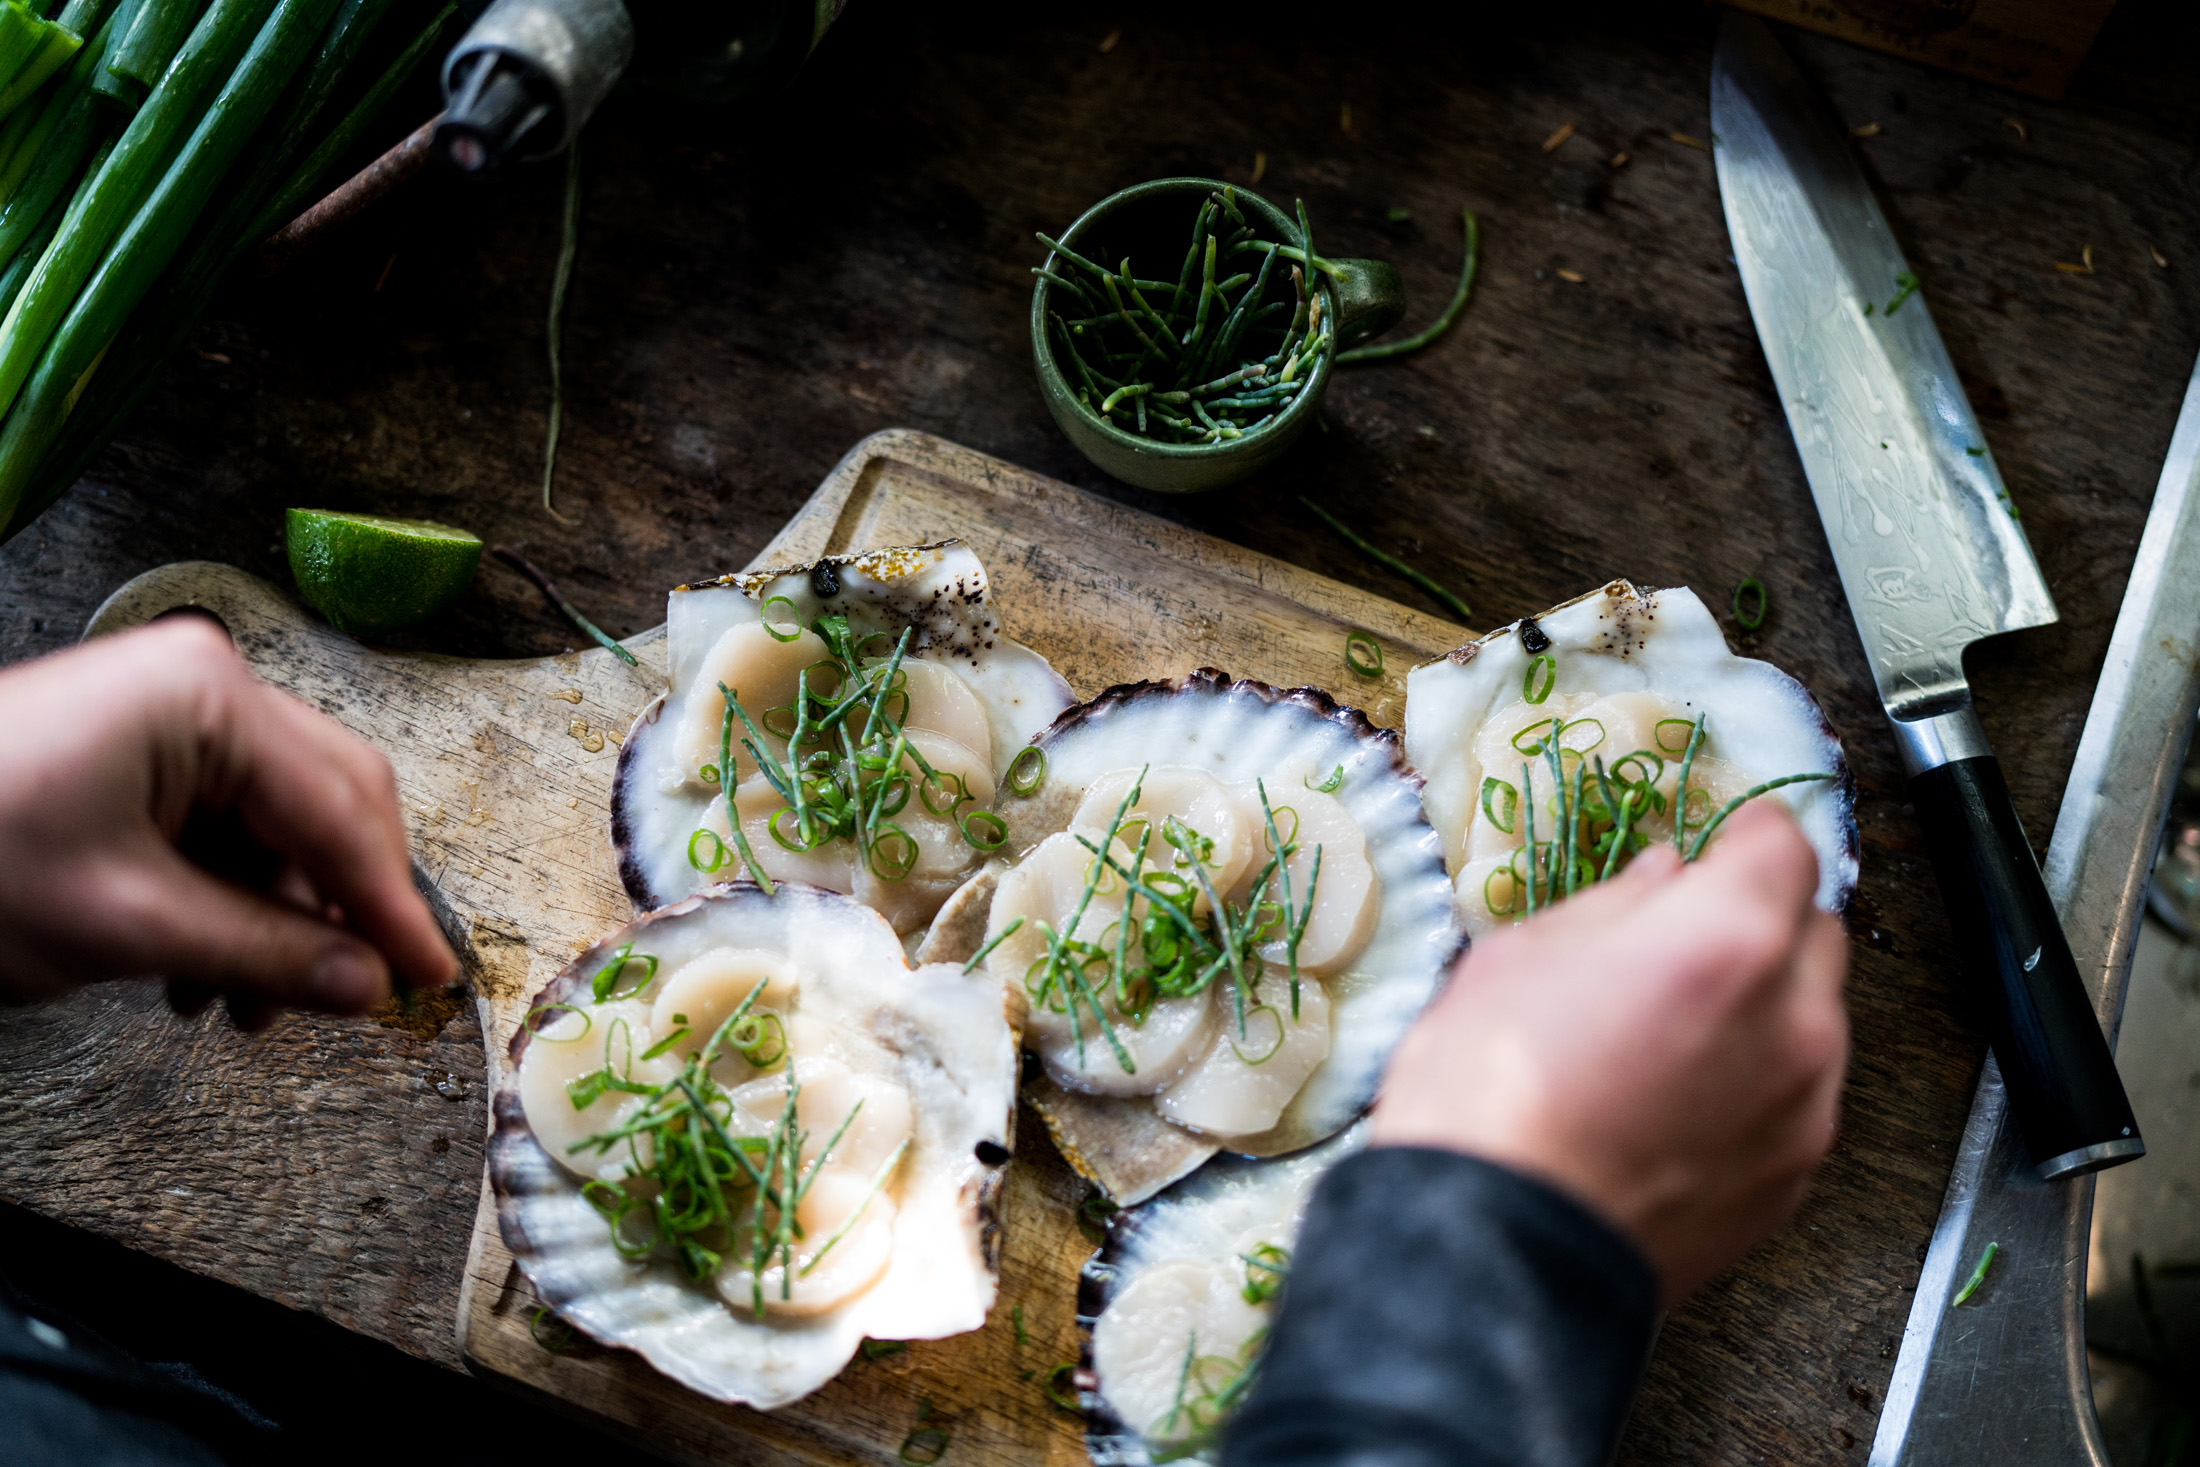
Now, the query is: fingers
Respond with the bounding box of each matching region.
[209,677,457,991]
[100,851,393,1014]
[1695,798,1822,921]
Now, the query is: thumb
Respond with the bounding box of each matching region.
[99,852,392,1014]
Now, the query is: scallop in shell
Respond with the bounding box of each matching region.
[613,541,1075,934]
[978,670,1458,1206]
[1404,580,1858,934]
[490,882,1018,1408]
[1076,1124,1367,1465]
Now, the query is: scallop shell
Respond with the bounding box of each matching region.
[1404,580,1859,922]
[1075,1124,1369,1465]
[993,669,1460,1205]
[612,541,1075,925]
[489,882,1018,1408]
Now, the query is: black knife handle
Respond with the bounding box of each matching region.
[1895,708,2143,1178]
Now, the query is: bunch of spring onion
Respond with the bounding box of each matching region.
[686,607,1020,893]
[1037,188,1336,444]
[543,962,904,1317]
[0,0,456,540]
[1478,661,1833,918]
[1023,767,1324,1077]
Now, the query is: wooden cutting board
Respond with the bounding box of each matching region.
[87,429,1471,1467]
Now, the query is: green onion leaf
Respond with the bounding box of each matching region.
[529,1305,575,1354]
[590,943,658,1003]
[1007,745,1047,796]
[758,594,802,642]
[1044,1362,1082,1413]
[1305,764,1345,793]
[1480,776,1518,834]
[524,1002,589,1040]
[1522,653,1556,704]
[1731,577,1768,631]
[687,827,730,873]
[1344,631,1384,678]
[1951,1240,1998,1306]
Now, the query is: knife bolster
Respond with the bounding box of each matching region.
[1890,703,1993,778]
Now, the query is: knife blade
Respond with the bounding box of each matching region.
[1711,13,2142,1179]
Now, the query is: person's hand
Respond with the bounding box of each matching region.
[1371,800,1848,1305]
[0,616,457,1028]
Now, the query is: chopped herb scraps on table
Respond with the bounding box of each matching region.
[1952,1241,1999,1306]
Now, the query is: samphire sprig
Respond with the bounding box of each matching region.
[690,612,1008,891]
[569,977,900,1318]
[1036,187,1336,445]
[1025,772,1323,1076]
[1480,697,1834,919]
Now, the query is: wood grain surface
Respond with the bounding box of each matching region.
[0,3,2196,1463]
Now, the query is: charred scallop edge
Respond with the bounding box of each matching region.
[1447,578,1653,665]
[1022,666,1424,797]
[670,538,965,596]
[490,881,1012,1348]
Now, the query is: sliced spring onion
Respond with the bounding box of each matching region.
[1683,771,1834,861]
[1951,1240,1998,1306]
[1006,744,1047,795]
[686,827,729,872]
[1480,775,1517,833]
[523,1001,588,1039]
[1076,1191,1116,1244]
[759,594,802,642]
[1522,653,1555,704]
[1654,718,1696,754]
[589,942,657,1003]
[528,1305,574,1354]
[1305,764,1345,793]
[1044,1361,1082,1413]
[1344,631,1383,678]
[1731,576,1767,631]
[1227,1003,1285,1064]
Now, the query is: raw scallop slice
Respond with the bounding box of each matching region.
[492,883,1017,1409]
[1078,1124,1367,1464]
[613,541,1075,934]
[979,669,1459,1205]
[1404,580,1857,935]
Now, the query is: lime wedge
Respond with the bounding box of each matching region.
[285,509,482,636]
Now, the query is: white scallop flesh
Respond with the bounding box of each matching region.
[495,884,1017,1409]
[1154,968,1332,1141]
[615,542,1075,930]
[1405,581,1856,936]
[1087,1123,1365,1457]
[1221,783,1378,978]
[991,673,1459,1177]
[986,831,1221,1097]
[1070,767,1255,915]
[517,1000,681,1183]
[1092,1258,1270,1448]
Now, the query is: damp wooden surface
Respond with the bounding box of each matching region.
[0,3,2196,1462]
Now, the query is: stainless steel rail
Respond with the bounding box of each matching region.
[1870,352,2200,1463]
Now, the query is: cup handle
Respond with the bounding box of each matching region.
[1324,259,1406,350]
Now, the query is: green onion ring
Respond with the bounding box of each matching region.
[1511,718,1559,756]
[759,595,803,642]
[524,1002,590,1040]
[1305,764,1345,793]
[1344,631,1384,678]
[1483,864,1520,917]
[1522,653,1556,704]
[1044,1361,1083,1412]
[1007,745,1047,796]
[1228,1004,1287,1064]
[1480,776,1518,834]
[1731,577,1768,631]
[866,824,919,880]
[960,809,1009,851]
[1654,718,1696,755]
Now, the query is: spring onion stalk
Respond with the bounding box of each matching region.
[0,0,333,524]
[0,21,84,120]
[0,182,70,316]
[86,0,143,103]
[56,0,123,34]
[0,12,127,265]
[110,0,210,90]
[0,0,434,540]
[0,0,276,437]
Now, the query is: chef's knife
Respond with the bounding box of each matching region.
[1710,14,2142,1179]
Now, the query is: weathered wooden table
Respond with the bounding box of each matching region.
[1,4,2195,1462]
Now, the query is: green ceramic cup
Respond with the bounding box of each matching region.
[1031,177,1405,495]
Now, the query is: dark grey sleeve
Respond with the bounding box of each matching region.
[1221,1146,1658,1467]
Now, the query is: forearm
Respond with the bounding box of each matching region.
[1223,1147,1658,1467]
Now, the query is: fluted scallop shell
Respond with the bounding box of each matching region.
[489,882,1018,1408]
[613,541,1075,925]
[993,669,1460,1206]
[1075,1124,1369,1465]
[1404,580,1858,924]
